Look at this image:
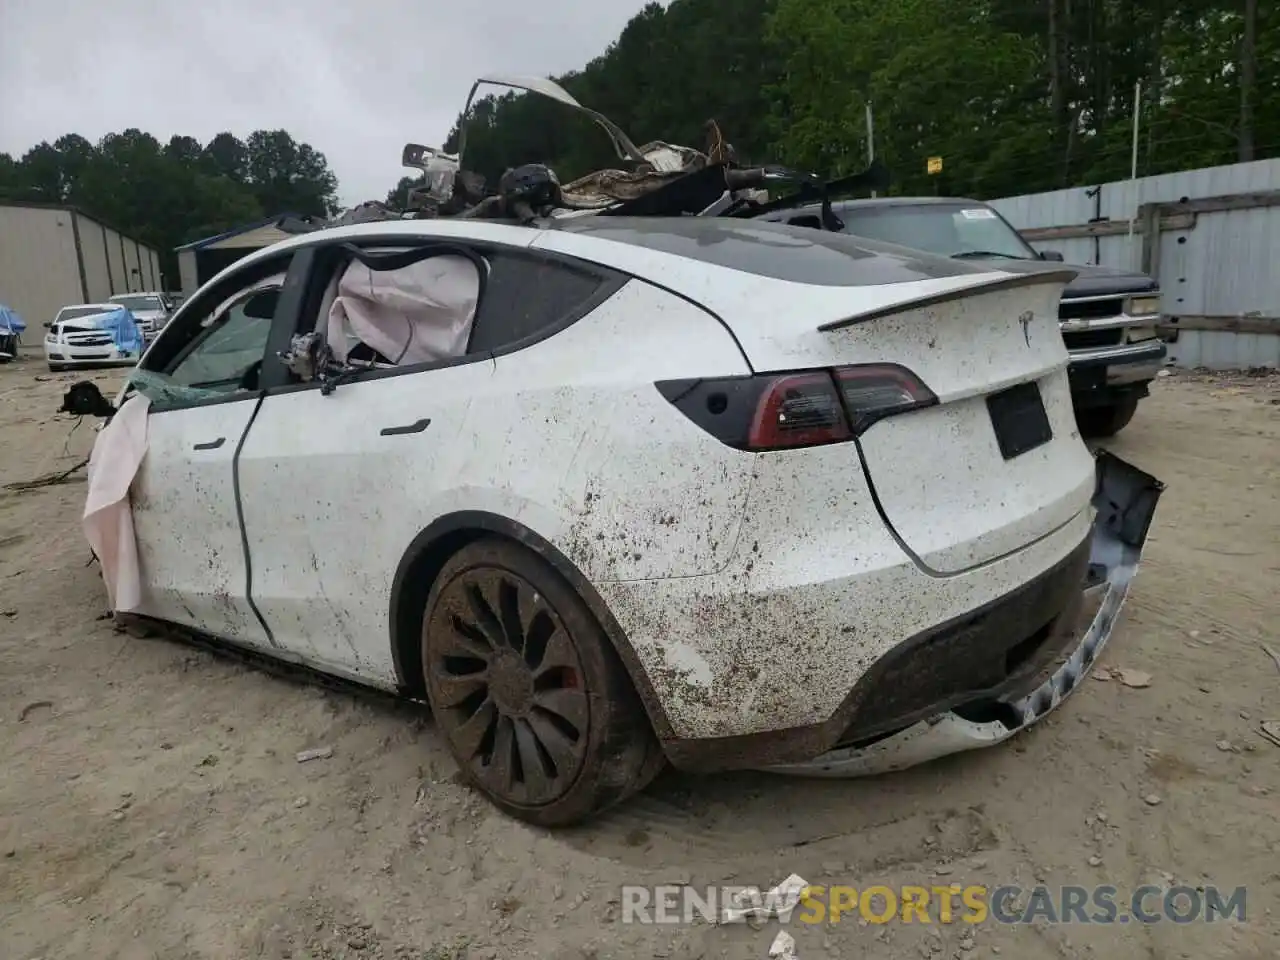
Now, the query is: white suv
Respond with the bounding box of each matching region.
[97,216,1162,826]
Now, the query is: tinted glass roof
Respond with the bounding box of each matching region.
[554,216,988,286]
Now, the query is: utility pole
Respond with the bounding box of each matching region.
[1127,80,1142,252]
[1130,80,1142,182]
[1240,0,1257,161]
[865,102,877,197]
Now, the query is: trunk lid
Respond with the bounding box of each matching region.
[532,220,1097,573]
[719,272,1097,574]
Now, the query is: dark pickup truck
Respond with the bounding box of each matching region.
[757,197,1166,437]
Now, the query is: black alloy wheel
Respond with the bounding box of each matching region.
[421,538,663,825]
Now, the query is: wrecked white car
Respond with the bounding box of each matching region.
[70,80,1161,827]
[72,212,1162,827]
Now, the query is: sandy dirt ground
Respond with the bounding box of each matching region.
[1,353,1278,960]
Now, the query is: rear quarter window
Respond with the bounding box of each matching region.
[467,253,616,354]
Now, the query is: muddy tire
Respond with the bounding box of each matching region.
[421,538,663,826]
[1077,396,1139,438]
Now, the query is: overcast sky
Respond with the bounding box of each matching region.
[0,0,657,206]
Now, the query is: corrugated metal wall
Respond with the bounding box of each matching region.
[78,213,113,302]
[126,236,146,291]
[89,218,120,296]
[102,226,127,296]
[989,158,1280,368]
[178,250,199,296]
[0,203,162,325]
[1169,330,1280,368]
[0,206,84,325]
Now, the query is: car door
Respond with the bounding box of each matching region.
[128,254,299,650]
[235,234,613,687]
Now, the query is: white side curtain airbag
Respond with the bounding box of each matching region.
[327,255,480,365]
[84,394,151,612]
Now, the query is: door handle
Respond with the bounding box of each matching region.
[193,437,226,450]
[379,418,431,437]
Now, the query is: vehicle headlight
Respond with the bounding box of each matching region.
[1125,294,1161,317]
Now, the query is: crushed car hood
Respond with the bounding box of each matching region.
[977,257,1158,298]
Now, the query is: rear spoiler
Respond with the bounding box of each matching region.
[817,269,1080,332]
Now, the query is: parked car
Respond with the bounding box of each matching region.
[0,303,24,362]
[757,197,1166,437]
[44,303,144,371]
[109,291,171,336]
[83,215,1162,826]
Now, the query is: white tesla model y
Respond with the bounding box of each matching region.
[90,215,1160,825]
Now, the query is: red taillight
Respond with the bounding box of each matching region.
[747,372,851,449]
[655,363,937,452]
[834,364,937,434]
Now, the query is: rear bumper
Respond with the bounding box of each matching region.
[764,450,1162,777]
[659,532,1094,772]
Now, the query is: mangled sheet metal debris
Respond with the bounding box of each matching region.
[283,75,888,233]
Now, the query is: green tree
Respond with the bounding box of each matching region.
[0,126,339,284]
[405,0,1276,204]
[203,132,249,182]
[434,0,780,189]
[386,175,418,208]
[243,129,340,217]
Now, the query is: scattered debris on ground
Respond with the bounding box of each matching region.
[1259,721,1280,749]
[1113,667,1153,688]
[17,700,53,722]
[296,745,335,763]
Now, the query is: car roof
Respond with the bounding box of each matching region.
[549,214,980,262]
[759,196,994,219]
[204,212,992,299]
[218,212,930,263]
[59,303,118,312]
[552,214,869,243]
[836,196,988,209]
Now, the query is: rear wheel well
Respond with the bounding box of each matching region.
[387,512,674,745]
[391,527,485,699]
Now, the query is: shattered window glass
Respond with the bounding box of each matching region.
[130,287,278,410]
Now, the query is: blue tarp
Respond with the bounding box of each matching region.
[90,306,144,354]
[0,304,25,335]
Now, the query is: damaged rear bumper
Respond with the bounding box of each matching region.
[763,449,1162,778]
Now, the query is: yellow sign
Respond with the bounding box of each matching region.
[927,156,943,175]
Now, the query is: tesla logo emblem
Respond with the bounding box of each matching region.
[1018,311,1033,347]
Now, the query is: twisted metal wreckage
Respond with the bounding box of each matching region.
[284,75,890,232]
